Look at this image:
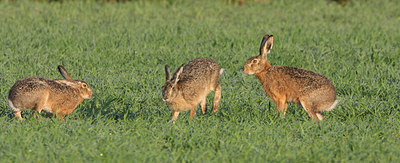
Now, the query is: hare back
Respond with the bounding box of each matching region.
[9,77,81,97]
[180,57,221,77]
[270,66,333,92]
[9,77,49,96]
[256,66,335,102]
[179,58,221,95]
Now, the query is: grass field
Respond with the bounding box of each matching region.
[0,0,400,162]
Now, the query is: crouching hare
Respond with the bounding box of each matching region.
[243,34,337,121]
[8,65,93,120]
[162,57,224,123]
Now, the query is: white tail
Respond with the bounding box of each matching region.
[326,100,338,112]
[220,68,225,75]
[8,99,19,112]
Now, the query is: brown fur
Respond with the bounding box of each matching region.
[243,34,337,121]
[162,57,224,123]
[8,66,93,121]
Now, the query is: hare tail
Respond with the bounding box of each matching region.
[8,99,19,112]
[219,68,225,75]
[326,100,338,112]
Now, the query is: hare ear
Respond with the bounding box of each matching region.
[165,65,171,81]
[260,34,274,57]
[172,64,184,85]
[58,65,73,80]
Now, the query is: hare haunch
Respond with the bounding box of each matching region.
[162,57,224,123]
[243,34,337,120]
[8,65,93,120]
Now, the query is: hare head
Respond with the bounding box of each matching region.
[162,64,184,102]
[243,34,273,75]
[57,65,93,99]
[75,80,92,99]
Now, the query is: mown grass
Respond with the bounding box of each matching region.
[0,0,399,162]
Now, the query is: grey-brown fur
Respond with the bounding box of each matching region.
[8,65,93,120]
[243,34,337,121]
[162,57,224,123]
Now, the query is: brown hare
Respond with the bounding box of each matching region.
[243,34,337,121]
[8,65,93,121]
[162,57,224,123]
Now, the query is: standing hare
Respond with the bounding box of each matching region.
[243,34,337,121]
[162,57,224,123]
[8,65,93,121]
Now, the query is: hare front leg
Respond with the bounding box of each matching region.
[200,96,207,115]
[283,102,288,117]
[55,111,65,121]
[190,106,196,122]
[171,111,180,124]
[274,97,287,118]
[212,84,221,113]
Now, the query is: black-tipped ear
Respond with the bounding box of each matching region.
[172,64,184,84]
[260,34,274,56]
[58,65,73,80]
[165,65,171,81]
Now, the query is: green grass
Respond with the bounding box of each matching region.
[1,0,400,162]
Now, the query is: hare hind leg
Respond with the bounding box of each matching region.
[8,99,23,121]
[312,101,338,121]
[300,100,319,120]
[32,99,47,119]
[315,113,324,121]
[212,84,221,113]
[13,111,23,121]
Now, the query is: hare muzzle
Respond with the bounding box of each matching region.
[86,92,93,99]
[243,64,254,75]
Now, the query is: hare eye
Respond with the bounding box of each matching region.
[83,84,87,87]
[252,60,258,63]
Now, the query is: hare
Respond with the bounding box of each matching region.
[8,65,93,121]
[243,34,337,121]
[162,57,224,123]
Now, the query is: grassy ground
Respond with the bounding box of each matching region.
[0,0,399,162]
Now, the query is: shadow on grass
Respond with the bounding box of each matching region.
[0,106,58,122]
[331,101,400,122]
[77,95,165,122]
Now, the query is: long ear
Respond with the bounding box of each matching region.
[260,34,274,57]
[58,65,73,80]
[172,64,184,85]
[165,65,171,81]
